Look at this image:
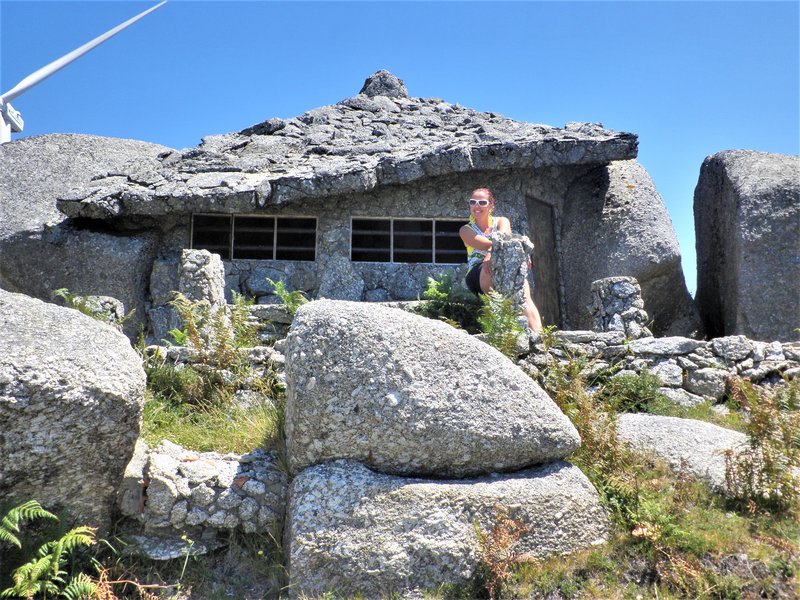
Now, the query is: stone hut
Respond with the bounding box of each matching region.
[52,70,697,337]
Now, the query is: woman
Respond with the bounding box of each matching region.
[459,187,543,333]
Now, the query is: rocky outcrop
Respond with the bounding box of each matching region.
[285,300,580,477]
[0,134,171,337]
[617,414,747,493]
[56,72,637,220]
[560,160,700,336]
[694,150,800,341]
[0,289,145,529]
[286,459,609,598]
[120,441,287,534]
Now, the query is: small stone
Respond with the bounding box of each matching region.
[170,500,188,526]
[648,361,683,387]
[658,387,705,407]
[190,484,216,507]
[685,368,729,400]
[711,336,753,362]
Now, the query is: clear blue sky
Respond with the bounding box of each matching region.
[2,1,798,295]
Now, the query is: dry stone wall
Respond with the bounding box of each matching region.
[523,331,799,406]
[120,441,286,535]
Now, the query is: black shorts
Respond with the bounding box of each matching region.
[465,263,483,296]
[465,263,536,297]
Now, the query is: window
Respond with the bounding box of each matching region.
[191,214,316,261]
[351,218,467,264]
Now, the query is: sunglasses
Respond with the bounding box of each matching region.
[469,199,490,206]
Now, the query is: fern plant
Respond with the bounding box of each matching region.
[0,501,57,549]
[266,278,308,316]
[1,502,96,600]
[416,272,481,331]
[478,290,525,359]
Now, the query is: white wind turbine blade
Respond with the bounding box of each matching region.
[0,1,166,105]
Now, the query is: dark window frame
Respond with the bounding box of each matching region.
[190,213,318,262]
[350,217,466,265]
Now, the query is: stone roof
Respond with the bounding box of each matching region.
[57,70,638,220]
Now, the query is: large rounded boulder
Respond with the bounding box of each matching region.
[286,459,610,597]
[0,134,171,338]
[284,300,580,477]
[0,289,146,529]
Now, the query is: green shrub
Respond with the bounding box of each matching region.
[478,290,525,359]
[595,372,667,413]
[267,278,308,316]
[230,291,260,348]
[724,377,800,515]
[415,271,481,332]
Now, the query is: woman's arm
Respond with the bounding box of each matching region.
[497,216,512,235]
[459,225,492,251]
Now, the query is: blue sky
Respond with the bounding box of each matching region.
[2,1,798,295]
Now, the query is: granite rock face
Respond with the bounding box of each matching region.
[560,160,700,336]
[56,72,637,219]
[617,413,747,492]
[286,460,610,598]
[0,133,170,337]
[0,289,145,529]
[489,232,535,312]
[285,300,579,477]
[694,150,800,341]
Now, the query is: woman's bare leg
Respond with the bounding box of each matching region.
[522,279,543,333]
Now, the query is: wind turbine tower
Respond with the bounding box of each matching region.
[0,1,166,144]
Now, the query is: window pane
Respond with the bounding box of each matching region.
[276,217,316,261]
[352,219,391,262]
[435,220,468,264]
[393,220,432,263]
[192,214,231,259]
[233,216,274,259]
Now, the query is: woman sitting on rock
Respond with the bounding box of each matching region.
[459,187,543,333]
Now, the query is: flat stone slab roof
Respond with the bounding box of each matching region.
[57,71,638,220]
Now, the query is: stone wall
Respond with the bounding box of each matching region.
[147,161,698,338]
[523,332,799,407]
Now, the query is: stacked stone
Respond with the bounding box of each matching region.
[590,276,652,339]
[488,231,535,314]
[178,249,227,311]
[282,300,611,597]
[120,441,286,535]
[148,249,229,343]
[523,332,799,407]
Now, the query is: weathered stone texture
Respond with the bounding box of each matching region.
[489,232,535,312]
[57,74,637,219]
[523,330,798,399]
[0,133,170,337]
[120,441,287,534]
[590,276,652,339]
[617,414,747,493]
[0,289,145,529]
[285,300,579,477]
[560,159,700,336]
[694,150,800,341]
[179,249,227,310]
[286,460,609,598]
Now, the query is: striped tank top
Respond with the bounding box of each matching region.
[465,215,498,269]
